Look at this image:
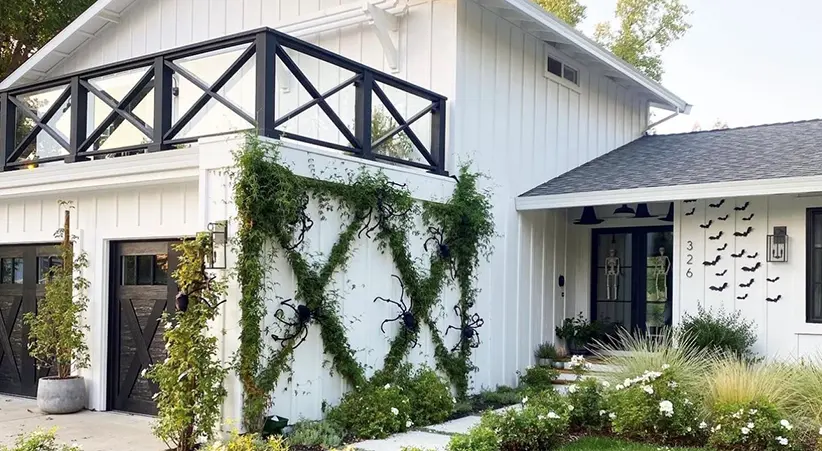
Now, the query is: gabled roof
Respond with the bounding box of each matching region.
[520,119,822,199]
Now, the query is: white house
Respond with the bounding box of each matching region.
[2,0,771,427]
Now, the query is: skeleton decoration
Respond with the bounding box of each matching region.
[357,181,412,239]
[374,275,419,348]
[271,299,320,350]
[285,192,314,251]
[445,306,484,352]
[604,247,621,300]
[652,247,671,301]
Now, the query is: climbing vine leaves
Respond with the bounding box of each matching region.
[233,136,494,431]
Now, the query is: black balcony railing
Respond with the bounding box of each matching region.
[0,27,448,174]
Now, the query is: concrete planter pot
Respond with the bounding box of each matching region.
[37,376,86,414]
[552,361,567,370]
[537,358,554,367]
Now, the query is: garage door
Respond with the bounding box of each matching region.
[108,241,179,415]
[0,245,57,397]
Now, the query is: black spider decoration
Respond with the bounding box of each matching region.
[357,182,412,239]
[175,272,225,313]
[709,231,724,240]
[703,255,721,266]
[734,202,750,211]
[734,227,754,237]
[709,282,729,292]
[286,192,314,250]
[445,306,484,352]
[700,220,713,229]
[717,243,728,251]
[374,275,419,348]
[424,227,452,261]
[271,299,320,350]
[710,199,725,208]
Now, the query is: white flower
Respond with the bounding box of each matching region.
[452,397,457,405]
[140,369,148,378]
[699,421,708,429]
[384,383,391,389]
[747,422,755,429]
[642,385,654,395]
[601,381,610,388]
[659,400,674,417]
[567,404,575,412]
[547,412,560,419]
[780,420,793,431]
[568,385,578,394]
[599,410,607,416]
[391,407,399,416]
[819,426,822,436]
[668,381,678,389]
[521,396,528,404]
[777,436,789,446]
[609,413,617,420]
[406,420,413,428]
[684,398,692,406]
[749,409,759,415]
[732,411,742,419]
[616,384,624,390]
[686,426,692,433]
[741,427,750,435]
[662,364,671,370]
[624,378,633,387]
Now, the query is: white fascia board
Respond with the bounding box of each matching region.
[502,0,690,113]
[515,175,822,210]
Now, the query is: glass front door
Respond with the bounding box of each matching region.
[592,227,673,334]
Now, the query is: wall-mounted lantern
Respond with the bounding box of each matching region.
[207,220,228,269]
[767,226,788,263]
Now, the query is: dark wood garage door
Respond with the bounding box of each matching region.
[0,245,57,397]
[108,241,179,415]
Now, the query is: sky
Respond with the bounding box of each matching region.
[578,0,822,134]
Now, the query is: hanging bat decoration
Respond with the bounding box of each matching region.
[735,202,750,211]
[685,207,696,216]
[734,227,754,237]
[718,214,729,221]
[747,252,759,259]
[716,270,728,276]
[742,213,755,221]
[271,299,321,350]
[357,181,412,239]
[766,295,782,303]
[767,277,780,283]
[737,294,748,300]
[710,199,725,208]
[700,220,714,229]
[285,192,314,251]
[374,275,419,348]
[684,199,697,203]
[739,279,755,288]
[710,282,729,292]
[742,262,762,272]
[731,249,746,258]
[709,231,724,240]
[703,255,721,266]
[717,243,728,251]
[445,306,484,352]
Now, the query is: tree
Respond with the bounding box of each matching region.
[691,119,729,132]
[0,0,95,80]
[534,0,587,28]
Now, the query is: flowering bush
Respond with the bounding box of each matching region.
[518,365,559,391]
[568,355,590,379]
[608,365,705,444]
[447,425,500,451]
[326,381,412,439]
[406,366,455,426]
[205,432,289,451]
[708,401,797,450]
[0,428,82,451]
[479,403,568,450]
[567,378,610,432]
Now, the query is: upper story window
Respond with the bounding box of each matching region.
[546,55,579,86]
[808,208,822,322]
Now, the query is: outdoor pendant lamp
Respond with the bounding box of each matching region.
[634,203,655,218]
[659,203,675,222]
[613,204,636,217]
[575,206,604,225]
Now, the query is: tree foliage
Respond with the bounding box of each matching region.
[0,0,95,80]
[535,0,587,28]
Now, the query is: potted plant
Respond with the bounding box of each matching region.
[556,313,595,355]
[534,342,558,367]
[24,204,90,414]
[552,343,570,369]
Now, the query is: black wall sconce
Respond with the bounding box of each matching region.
[207,220,228,269]
[767,226,788,263]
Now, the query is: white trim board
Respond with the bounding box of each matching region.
[516,175,822,210]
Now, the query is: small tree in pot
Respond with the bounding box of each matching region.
[24,203,90,414]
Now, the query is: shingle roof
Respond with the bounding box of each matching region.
[520,119,822,197]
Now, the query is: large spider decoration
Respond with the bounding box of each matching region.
[374,275,419,347]
[357,182,412,239]
[270,298,320,350]
[175,270,225,313]
[424,227,451,260]
[285,192,314,251]
[445,306,484,352]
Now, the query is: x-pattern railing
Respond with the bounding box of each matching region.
[0,27,448,175]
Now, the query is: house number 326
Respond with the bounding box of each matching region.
[686,241,694,278]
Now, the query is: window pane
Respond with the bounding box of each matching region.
[815,212,822,246]
[154,254,168,285]
[137,255,154,285]
[123,255,137,285]
[12,258,23,284]
[563,66,579,84]
[547,57,562,77]
[1,259,12,284]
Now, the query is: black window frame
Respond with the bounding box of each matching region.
[807,208,822,323]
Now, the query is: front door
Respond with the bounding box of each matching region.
[591,227,674,334]
[108,241,179,415]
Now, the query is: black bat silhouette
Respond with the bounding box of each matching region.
[734,227,754,237]
[739,279,754,288]
[742,262,762,272]
[709,282,729,292]
[767,277,780,283]
[684,199,697,203]
[715,270,728,276]
[703,255,721,266]
[718,214,729,221]
[734,202,750,211]
[747,252,759,259]
[710,199,725,208]
[731,249,746,258]
[709,231,724,240]
[717,243,727,251]
[685,207,696,216]
[700,220,713,229]
[742,213,754,221]
[766,295,782,303]
[737,294,748,300]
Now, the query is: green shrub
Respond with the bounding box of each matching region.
[327,381,412,439]
[534,342,558,360]
[407,366,455,426]
[447,425,500,451]
[680,305,758,360]
[518,365,559,391]
[205,431,289,451]
[286,420,344,448]
[703,358,794,416]
[566,378,610,432]
[471,386,523,411]
[0,428,82,451]
[479,403,568,450]
[608,365,705,444]
[708,401,796,450]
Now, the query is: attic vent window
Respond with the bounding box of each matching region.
[546,55,579,85]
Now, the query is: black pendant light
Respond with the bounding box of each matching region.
[613,204,636,217]
[659,202,675,222]
[574,206,604,225]
[634,203,655,218]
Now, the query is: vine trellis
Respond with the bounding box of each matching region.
[233,137,493,431]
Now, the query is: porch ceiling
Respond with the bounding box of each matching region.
[517,119,822,210]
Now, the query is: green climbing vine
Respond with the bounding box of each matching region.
[233,136,493,431]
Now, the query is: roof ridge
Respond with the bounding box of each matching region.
[649,117,822,138]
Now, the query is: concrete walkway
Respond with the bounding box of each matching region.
[0,396,163,451]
